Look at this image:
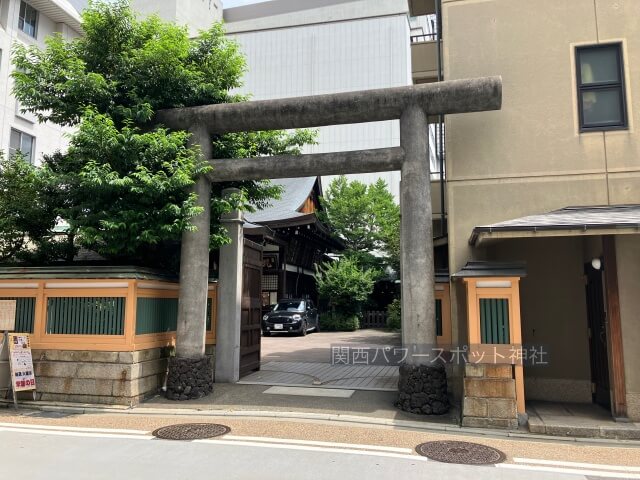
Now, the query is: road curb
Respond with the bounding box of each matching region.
[2,400,640,447]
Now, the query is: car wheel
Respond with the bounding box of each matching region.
[300,321,308,336]
[314,321,320,333]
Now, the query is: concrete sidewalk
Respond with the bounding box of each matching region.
[140,383,457,425]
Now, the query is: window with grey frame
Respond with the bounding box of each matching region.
[9,128,35,163]
[576,43,627,131]
[18,1,38,38]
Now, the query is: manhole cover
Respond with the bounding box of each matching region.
[152,423,230,441]
[415,441,506,465]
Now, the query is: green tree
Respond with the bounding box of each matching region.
[7,0,314,268]
[315,257,376,314]
[319,176,400,271]
[0,155,70,263]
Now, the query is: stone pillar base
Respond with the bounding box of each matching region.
[166,356,213,401]
[396,363,450,415]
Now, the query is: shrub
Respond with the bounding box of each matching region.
[314,257,376,317]
[386,299,401,330]
[319,312,360,332]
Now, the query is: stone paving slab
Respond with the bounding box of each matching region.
[238,361,399,391]
[527,401,640,440]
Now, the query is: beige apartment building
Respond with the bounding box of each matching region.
[411,0,640,425]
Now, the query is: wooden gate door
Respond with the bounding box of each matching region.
[240,239,263,377]
[584,263,611,409]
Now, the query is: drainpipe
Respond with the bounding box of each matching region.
[436,0,446,238]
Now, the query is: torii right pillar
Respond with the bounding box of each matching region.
[397,104,449,415]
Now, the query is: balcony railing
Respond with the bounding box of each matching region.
[410,32,437,43]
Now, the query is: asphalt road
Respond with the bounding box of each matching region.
[0,424,635,480]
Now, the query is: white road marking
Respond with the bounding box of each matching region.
[194,438,427,461]
[498,463,640,479]
[0,423,415,457]
[513,457,640,472]
[223,434,413,453]
[4,421,636,479]
[0,422,149,435]
[0,426,153,440]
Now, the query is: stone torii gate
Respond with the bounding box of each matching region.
[156,77,502,413]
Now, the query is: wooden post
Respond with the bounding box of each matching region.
[510,278,525,415]
[124,280,138,350]
[33,281,45,344]
[603,235,627,418]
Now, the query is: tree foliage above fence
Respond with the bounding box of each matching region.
[319,176,400,271]
[314,257,376,317]
[2,0,315,268]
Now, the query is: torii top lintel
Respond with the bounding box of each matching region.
[156,76,502,135]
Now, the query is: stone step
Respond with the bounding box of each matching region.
[462,416,518,429]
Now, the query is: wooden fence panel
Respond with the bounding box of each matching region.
[361,311,387,329]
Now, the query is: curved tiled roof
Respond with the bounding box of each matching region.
[470,205,640,246]
[245,177,318,225]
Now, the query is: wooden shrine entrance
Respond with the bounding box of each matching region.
[240,239,263,377]
[157,76,502,399]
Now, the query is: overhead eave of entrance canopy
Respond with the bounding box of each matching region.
[469,205,640,247]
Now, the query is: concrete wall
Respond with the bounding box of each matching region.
[411,40,438,83]
[442,0,640,407]
[615,235,640,419]
[0,0,80,167]
[486,237,592,403]
[443,0,640,274]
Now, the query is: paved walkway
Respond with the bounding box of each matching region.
[261,329,401,363]
[240,329,402,391]
[238,361,399,391]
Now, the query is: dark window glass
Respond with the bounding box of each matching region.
[18,1,38,38]
[274,301,305,312]
[9,128,35,163]
[576,44,627,131]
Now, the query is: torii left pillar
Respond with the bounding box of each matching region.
[166,126,214,400]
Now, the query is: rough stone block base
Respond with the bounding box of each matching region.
[462,363,517,429]
[166,356,213,401]
[396,363,449,415]
[27,347,174,406]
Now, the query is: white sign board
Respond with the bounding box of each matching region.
[9,334,36,392]
[0,300,16,331]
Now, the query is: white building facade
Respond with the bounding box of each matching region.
[224,0,412,199]
[0,0,81,166]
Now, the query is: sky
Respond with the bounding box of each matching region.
[222,0,271,8]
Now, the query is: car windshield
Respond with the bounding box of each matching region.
[274,301,305,312]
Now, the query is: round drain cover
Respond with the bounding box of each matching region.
[415,441,506,465]
[152,423,230,441]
